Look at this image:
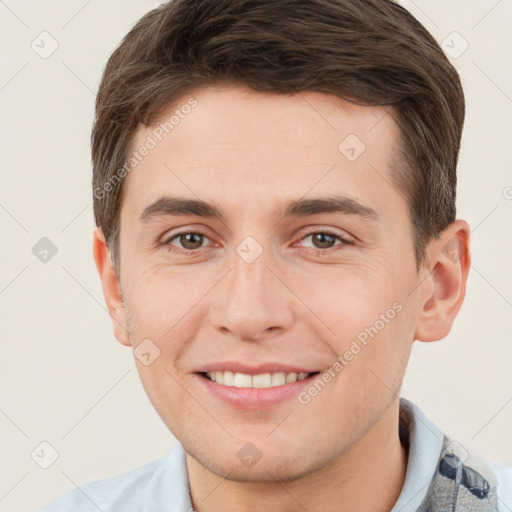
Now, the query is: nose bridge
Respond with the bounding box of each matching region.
[209,241,294,340]
[231,251,266,301]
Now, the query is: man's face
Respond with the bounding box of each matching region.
[115,85,427,482]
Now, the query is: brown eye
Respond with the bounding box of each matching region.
[298,230,353,252]
[176,233,205,250]
[311,233,337,249]
[163,231,208,252]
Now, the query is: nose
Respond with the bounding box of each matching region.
[207,248,295,342]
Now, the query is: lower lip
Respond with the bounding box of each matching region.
[195,372,320,410]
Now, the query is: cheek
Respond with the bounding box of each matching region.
[296,263,413,382]
[297,263,401,335]
[125,263,214,331]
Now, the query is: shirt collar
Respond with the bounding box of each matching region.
[391,397,444,511]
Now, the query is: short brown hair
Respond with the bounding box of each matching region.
[92,0,465,272]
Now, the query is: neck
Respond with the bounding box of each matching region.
[186,399,408,512]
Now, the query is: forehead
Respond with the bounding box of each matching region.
[123,84,403,217]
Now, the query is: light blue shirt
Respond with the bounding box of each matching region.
[35,399,512,512]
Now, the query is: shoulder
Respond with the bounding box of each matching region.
[493,463,512,512]
[396,399,512,512]
[34,455,172,512]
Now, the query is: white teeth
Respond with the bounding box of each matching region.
[233,372,252,388]
[223,371,234,386]
[271,372,286,386]
[205,371,311,388]
[285,372,298,383]
[253,373,272,388]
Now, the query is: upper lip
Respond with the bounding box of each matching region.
[195,361,322,375]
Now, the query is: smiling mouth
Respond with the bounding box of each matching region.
[200,370,321,388]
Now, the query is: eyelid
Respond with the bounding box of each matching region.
[158,228,217,257]
[165,231,210,244]
[159,224,213,244]
[294,226,354,246]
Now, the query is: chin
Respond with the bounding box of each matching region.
[185,439,332,484]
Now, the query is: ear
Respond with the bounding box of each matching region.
[414,219,471,342]
[92,227,131,347]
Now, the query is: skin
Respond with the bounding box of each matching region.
[93,84,470,512]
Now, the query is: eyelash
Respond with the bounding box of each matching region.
[162,229,353,255]
[297,229,353,252]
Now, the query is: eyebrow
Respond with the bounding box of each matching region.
[139,195,378,223]
[283,196,378,219]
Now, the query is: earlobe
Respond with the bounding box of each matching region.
[414,220,471,342]
[92,228,131,347]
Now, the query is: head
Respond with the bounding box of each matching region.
[93,0,470,483]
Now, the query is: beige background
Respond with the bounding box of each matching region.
[0,1,511,510]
